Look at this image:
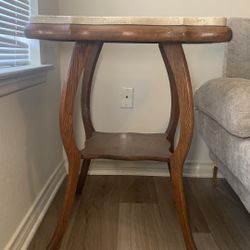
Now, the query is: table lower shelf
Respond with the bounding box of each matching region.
[81,132,171,162]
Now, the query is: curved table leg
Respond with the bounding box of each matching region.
[47,42,101,250]
[76,42,103,195]
[81,42,103,139]
[159,43,196,250]
[159,44,179,153]
[76,159,91,195]
[159,43,180,176]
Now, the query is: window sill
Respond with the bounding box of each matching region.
[0,65,54,97]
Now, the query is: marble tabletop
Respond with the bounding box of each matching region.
[30,16,227,26]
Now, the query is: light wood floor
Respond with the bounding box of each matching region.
[28,176,250,250]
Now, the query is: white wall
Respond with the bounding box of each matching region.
[58,0,250,165]
[0,0,63,248]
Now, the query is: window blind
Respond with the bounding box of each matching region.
[0,0,30,68]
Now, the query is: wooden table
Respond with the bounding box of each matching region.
[25,16,232,250]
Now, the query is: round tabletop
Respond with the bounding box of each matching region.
[25,15,232,43]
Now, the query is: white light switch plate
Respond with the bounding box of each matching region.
[121,87,134,108]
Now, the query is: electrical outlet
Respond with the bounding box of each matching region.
[121,87,134,108]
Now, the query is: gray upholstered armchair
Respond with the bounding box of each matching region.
[195,18,250,213]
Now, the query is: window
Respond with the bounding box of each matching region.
[0,0,30,69]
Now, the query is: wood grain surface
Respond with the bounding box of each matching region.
[25,24,232,43]
[160,43,196,249]
[28,176,250,250]
[47,42,99,250]
[81,42,102,139]
[159,44,179,152]
[81,132,171,162]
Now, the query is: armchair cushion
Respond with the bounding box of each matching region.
[195,77,250,138]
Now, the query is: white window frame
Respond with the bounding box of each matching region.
[0,0,53,97]
[29,0,41,66]
[0,0,41,71]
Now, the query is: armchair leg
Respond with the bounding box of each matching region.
[212,163,218,186]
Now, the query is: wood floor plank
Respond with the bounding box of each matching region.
[117,203,168,250]
[193,233,219,250]
[119,176,158,204]
[188,178,243,250]
[61,175,120,250]
[184,178,210,233]
[28,176,250,250]
[153,177,186,250]
[205,179,250,249]
[28,180,63,249]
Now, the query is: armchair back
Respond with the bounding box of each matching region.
[224,18,250,79]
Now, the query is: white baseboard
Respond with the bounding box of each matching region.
[88,160,216,178]
[4,160,66,250]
